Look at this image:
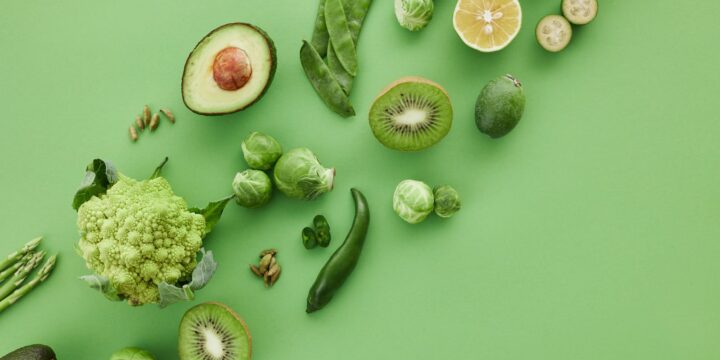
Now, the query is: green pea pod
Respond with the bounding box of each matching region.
[327,45,353,95]
[300,41,355,117]
[302,227,318,249]
[324,0,357,76]
[306,188,369,313]
[327,0,373,94]
[311,0,329,58]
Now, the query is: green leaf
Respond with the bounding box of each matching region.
[149,156,169,180]
[157,282,194,309]
[79,274,122,301]
[190,195,235,236]
[72,159,118,210]
[188,249,217,290]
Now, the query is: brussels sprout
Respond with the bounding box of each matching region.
[110,347,156,360]
[393,180,434,224]
[394,0,434,31]
[232,169,273,208]
[433,185,461,218]
[241,132,283,170]
[273,148,335,200]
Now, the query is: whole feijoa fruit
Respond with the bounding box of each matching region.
[475,74,526,138]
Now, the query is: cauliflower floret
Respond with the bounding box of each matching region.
[77,174,205,305]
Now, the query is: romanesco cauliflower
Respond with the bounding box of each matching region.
[77,174,205,305]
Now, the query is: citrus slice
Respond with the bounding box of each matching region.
[453,0,522,52]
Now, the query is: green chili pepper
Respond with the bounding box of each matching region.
[311,0,329,58]
[327,0,373,94]
[300,41,355,117]
[313,215,332,247]
[306,188,369,313]
[302,227,319,249]
[324,0,357,76]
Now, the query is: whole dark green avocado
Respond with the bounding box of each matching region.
[475,74,526,138]
[1,345,56,360]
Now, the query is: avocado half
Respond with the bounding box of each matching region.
[182,23,277,115]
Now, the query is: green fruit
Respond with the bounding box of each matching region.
[475,74,526,138]
[369,77,453,151]
[536,15,572,52]
[179,302,252,360]
[182,23,277,115]
[1,345,56,360]
[562,0,598,25]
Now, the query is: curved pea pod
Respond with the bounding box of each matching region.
[311,0,329,58]
[324,0,357,76]
[300,40,355,117]
[327,0,373,94]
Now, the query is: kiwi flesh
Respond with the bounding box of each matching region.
[179,302,252,360]
[369,77,453,151]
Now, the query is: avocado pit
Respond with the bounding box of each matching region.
[213,47,253,91]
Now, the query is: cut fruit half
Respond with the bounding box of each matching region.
[536,15,572,52]
[562,0,598,25]
[453,0,522,52]
[179,302,252,360]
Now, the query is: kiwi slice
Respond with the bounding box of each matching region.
[536,15,573,52]
[562,0,597,25]
[369,77,453,151]
[179,302,252,360]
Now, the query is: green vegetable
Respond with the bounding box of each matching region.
[433,185,461,218]
[241,132,283,170]
[73,158,231,307]
[307,188,369,313]
[0,252,33,283]
[273,148,335,200]
[475,74,526,138]
[232,170,273,208]
[311,0,330,58]
[0,255,57,313]
[327,46,353,95]
[324,0,357,76]
[0,344,56,360]
[394,0,434,31]
[0,251,45,301]
[0,237,41,273]
[327,0,374,94]
[393,180,434,224]
[72,159,118,210]
[109,347,156,360]
[302,227,318,249]
[314,215,331,247]
[300,41,355,117]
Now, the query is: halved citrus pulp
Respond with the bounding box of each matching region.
[453,0,522,52]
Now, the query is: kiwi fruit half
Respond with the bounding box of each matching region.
[369,77,453,151]
[179,302,252,360]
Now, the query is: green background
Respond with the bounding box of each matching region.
[1,0,719,358]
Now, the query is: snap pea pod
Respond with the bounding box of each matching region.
[306,188,369,313]
[300,41,355,117]
[325,0,357,76]
[327,0,374,94]
[311,0,329,58]
[327,46,353,95]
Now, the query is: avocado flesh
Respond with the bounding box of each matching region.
[1,345,56,360]
[182,23,277,115]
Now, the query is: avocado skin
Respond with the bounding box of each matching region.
[475,75,526,138]
[1,345,56,360]
[181,22,278,116]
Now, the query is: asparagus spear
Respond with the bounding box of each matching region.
[0,251,45,301]
[0,255,57,313]
[0,237,42,272]
[0,252,33,283]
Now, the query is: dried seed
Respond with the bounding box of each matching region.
[258,253,273,273]
[135,116,145,130]
[270,266,281,286]
[160,108,175,124]
[142,105,151,126]
[267,263,280,277]
[149,113,160,131]
[269,257,277,269]
[263,271,271,287]
[129,126,138,142]
[259,249,277,258]
[250,264,262,277]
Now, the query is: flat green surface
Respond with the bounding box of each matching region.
[1,0,719,358]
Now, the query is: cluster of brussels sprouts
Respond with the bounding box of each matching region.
[232,132,336,208]
[393,180,461,224]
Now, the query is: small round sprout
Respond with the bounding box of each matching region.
[241,132,283,170]
[394,0,434,32]
[232,170,272,208]
[433,185,461,218]
[393,180,434,224]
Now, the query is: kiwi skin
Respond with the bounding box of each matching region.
[178,301,252,360]
[369,76,453,151]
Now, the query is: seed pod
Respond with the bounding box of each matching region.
[250,264,262,277]
[149,113,160,131]
[129,126,138,142]
[269,256,277,269]
[142,105,151,126]
[259,249,277,258]
[263,271,271,287]
[270,266,282,286]
[160,108,175,124]
[267,263,280,277]
[259,253,273,273]
[135,116,145,130]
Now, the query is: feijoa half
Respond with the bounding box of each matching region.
[562,0,598,25]
[536,15,573,52]
[475,74,526,138]
[182,23,277,115]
